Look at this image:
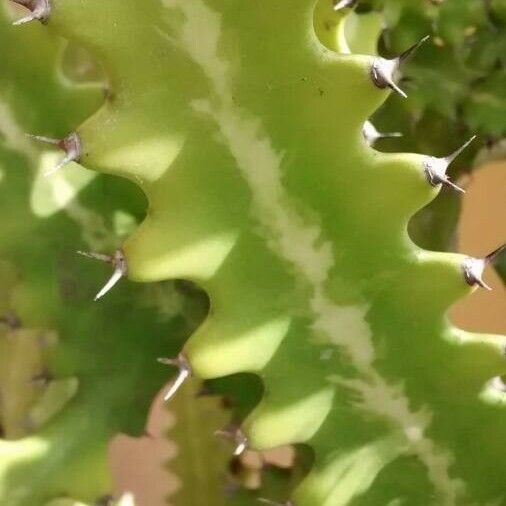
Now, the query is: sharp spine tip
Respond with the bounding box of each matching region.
[443,178,466,194]
[485,244,506,263]
[78,249,126,300]
[399,34,430,62]
[77,250,112,262]
[333,0,357,11]
[25,134,59,144]
[391,81,408,99]
[12,15,35,25]
[445,135,477,164]
[158,353,192,402]
[215,426,248,456]
[362,121,403,146]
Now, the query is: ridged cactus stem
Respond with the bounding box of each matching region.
[3,0,505,504]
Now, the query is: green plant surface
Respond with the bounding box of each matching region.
[167,377,230,506]
[5,0,506,505]
[0,4,214,504]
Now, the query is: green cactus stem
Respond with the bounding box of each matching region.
[4,0,506,505]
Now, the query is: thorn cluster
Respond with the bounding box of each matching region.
[27,132,81,176]
[77,249,127,300]
[423,136,476,193]
[462,244,506,291]
[370,35,430,98]
[11,0,50,25]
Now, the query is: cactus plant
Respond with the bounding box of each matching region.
[365,0,506,255]
[1,0,505,505]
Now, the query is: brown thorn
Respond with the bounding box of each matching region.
[215,425,248,456]
[157,354,192,401]
[27,132,81,175]
[11,0,50,25]
[370,35,429,98]
[423,136,476,193]
[77,249,127,300]
[462,255,492,291]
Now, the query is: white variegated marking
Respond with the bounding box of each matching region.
[336,371,466,505]
[160,1,476,504]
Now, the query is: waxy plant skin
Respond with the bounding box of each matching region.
[0,0,505,505]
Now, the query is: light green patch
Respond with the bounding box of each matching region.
[30,152,97,218]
